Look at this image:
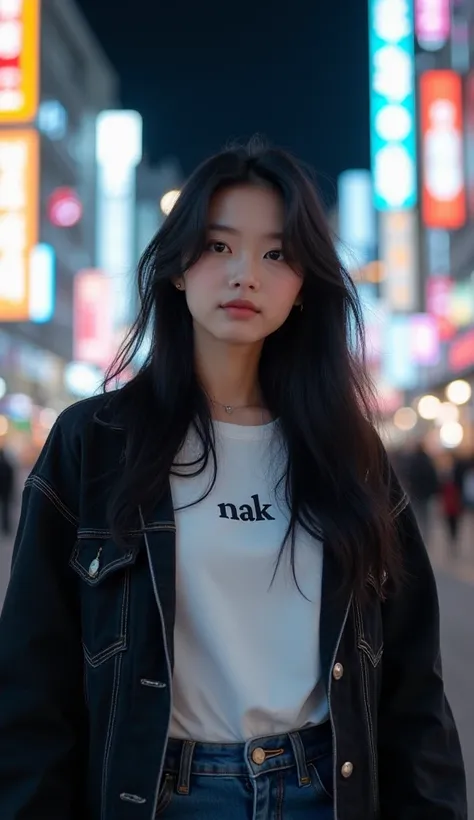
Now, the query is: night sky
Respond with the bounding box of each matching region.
[76,0,370,203]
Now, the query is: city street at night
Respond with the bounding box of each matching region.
[0,0,473,816]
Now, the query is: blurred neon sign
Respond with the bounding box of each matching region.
[0,0,40,123]
[449,329,474,372]
[369,0,417,210]
[74,269,114,369]
[415,0,450,51]
[420,70,466,230]
[0,128,38,321]
[29,243,55,323]
[410,313,440,365]
[48,187,83,228]
[380,210,418,311]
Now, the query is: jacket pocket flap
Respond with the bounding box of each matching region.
[69,536,138,585]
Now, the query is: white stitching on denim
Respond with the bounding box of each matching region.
[120,570,130,644]
[25,475,78,526]
[141,679,167,688]
[77,568,130,668]
[76,522,176,538]
[309,762,332,799]
[357,638,384,668]
[141,509,174,819]
[327,591,353,820]
[101,652,123,820]
[391,492,409,519]
[359,650,380,815]
[83,639,126,669]
[354,599,384,667]
[26,475,78,525]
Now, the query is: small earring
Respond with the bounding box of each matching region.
[299,303,303,312]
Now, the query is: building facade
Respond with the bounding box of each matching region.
[0,0,119,460]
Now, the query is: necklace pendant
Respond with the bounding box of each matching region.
[224,405,233,414]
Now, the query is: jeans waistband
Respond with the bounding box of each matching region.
[165,721,332,796]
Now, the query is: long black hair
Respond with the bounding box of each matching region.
[106,138,401,598]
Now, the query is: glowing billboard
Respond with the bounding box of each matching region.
[410,313,440,365]
[467,72,474,219]
[369,0,417,210]
[95,111,143,329]
[420,70,466,229]
[415,0,450,51]
[383,315,418,389]
[0,128,38,321]
[74,270,114,369]
[449,329,474,373]
[0,0,40,124]
[337,170,376,268]
[380,210,418,312]
[29,243,55,323]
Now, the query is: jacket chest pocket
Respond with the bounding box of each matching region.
[69,534,138,668]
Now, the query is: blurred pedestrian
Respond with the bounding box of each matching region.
[439,457,463,557]
[404,442,439,540]
[458,453,474,511]
[0,139,466,820]
[0,448,14,535]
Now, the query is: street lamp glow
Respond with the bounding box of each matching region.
[393,406,417,431]
[445,379,472,406]
[417,394,440,420]
[439,422,464,449]
[160,189,181,216]
[435,401,459,426]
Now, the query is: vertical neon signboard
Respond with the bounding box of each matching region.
[369,0,417,210]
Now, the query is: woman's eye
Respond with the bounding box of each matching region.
[265,249,285,261]
[207,241,230,254]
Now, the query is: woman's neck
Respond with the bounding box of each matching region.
[194,334,266,424]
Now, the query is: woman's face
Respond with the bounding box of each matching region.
[180,185,303,347]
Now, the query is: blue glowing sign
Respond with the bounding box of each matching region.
[29,243,56,323]
[369,0,417,210]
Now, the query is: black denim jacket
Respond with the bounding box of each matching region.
[0,393,467,820]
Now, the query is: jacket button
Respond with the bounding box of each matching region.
[252,747,266,765]
[333,662,344,680]
[341,761,354,779]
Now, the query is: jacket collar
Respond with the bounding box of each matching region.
[92,391,127,431]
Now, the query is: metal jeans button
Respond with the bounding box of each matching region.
[252,747,266,765]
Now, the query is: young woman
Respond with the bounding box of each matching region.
[0,140,466,820]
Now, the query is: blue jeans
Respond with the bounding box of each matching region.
[155,721,334,819]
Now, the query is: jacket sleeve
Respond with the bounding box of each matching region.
[378,471,467,820]
[0,422,87,819]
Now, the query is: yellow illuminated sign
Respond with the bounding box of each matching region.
[0,0,40,124]
[0,129,39,320]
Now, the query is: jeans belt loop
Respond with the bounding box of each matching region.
[288,732,311,786]
[176,740,196,795]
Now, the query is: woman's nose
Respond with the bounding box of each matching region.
[228,258,260,289]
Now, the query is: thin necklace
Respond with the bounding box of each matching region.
[210,399,263,415]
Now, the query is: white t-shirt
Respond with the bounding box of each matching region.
[169,419,328,742]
